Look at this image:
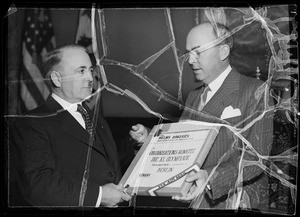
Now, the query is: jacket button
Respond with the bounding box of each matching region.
[108,172,114,177]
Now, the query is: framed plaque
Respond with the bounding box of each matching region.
[120,120,220,197]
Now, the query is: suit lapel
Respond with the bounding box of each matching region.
[202,69,241,118]
[45,96,108,158]
[83,103,120,167]
[200,69,242,168]
[82,102,110,159]
[44,97,90,144]
[61,112,91,144]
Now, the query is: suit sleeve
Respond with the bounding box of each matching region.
[10,118,100,206]
[207,82,274,199]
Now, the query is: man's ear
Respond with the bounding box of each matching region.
[219,44,230,61]
[50,71,61,87]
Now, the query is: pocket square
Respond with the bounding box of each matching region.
[220,106,241,120]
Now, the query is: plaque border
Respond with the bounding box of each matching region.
[120,121,220,197]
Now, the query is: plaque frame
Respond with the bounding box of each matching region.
[120,121,220,197]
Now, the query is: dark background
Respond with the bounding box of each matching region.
[5,6,274,118]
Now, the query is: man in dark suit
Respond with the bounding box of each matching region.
[10,44,131,207]
[130,22,273,211]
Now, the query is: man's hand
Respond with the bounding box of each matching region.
[172,170,208,202]
[101,183,131,207]
[129,124,149,144]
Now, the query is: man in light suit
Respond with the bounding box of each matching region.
[130,22,274,211]
[10,44,131,207]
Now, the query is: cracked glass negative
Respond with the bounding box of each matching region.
[88,6,297,214]
[4,4,297,215]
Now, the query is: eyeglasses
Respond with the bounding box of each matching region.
[184,36,229,60]
[187,44,222,60]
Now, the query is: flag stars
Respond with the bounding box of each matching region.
[23,9,55,59]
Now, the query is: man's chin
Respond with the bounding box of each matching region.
[85,88,93,94]
[193,74,204,82]
[82,91,93,101]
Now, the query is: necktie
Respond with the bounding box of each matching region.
[198,85,211,111]
[77,104,107,157]
[77,104,94,136]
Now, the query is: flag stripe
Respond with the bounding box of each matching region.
[19,95,29,114]
[20,81,38,110]
[20,65,45,110]
[22,42,50,99]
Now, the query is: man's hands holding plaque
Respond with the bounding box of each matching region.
[101,183,131,207]
[172,170,208,202]
[129,124,149,145]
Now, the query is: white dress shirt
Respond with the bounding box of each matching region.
[205,65,232,105]
[51,93,102,207]
[51,93,86,129]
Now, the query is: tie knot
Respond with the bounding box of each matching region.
[198,85,211,111]
[203,85,211,93]
[77,104,86,115]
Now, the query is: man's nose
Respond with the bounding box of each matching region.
[86,70,93,81]
[188,54,195,65]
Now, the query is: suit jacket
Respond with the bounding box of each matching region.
[181,68,274,211]
[10,96,122,207]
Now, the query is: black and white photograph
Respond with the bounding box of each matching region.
[1,1,298,216]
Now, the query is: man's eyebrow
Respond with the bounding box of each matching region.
[191,45,201,52]
[184,45,201,55]
[76,66,86,70]
[77,65,94,69]
[76,66,94,71]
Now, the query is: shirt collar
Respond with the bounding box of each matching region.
[208,65,232,92]
[51,93,80,113]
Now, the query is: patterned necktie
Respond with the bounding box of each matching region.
[198,85,211,111]
[77,104,94,136]
[77,104,107,157]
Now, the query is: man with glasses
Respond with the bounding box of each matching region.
[131,22,274,211]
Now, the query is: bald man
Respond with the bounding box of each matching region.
[131,22,273,211]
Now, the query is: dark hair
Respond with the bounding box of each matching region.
[43,44,88,88]
[211,22,233,48]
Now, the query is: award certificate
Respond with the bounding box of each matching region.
[120,120,220,196]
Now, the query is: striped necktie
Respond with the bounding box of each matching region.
[77,104,94,136]
[198,85,211,111]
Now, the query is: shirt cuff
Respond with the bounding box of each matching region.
[95,186,102,207]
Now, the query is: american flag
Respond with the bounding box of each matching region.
[19,9,56,113]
